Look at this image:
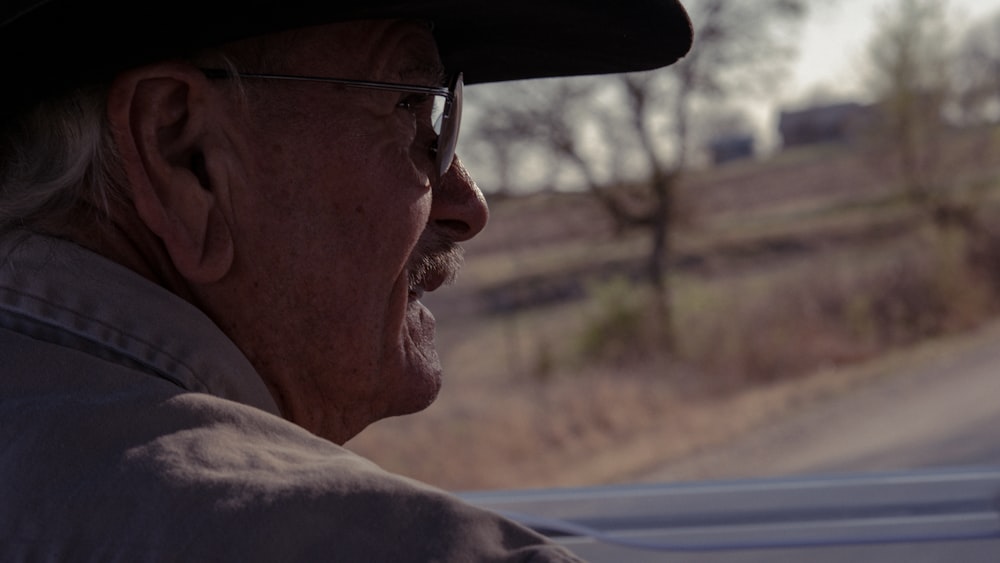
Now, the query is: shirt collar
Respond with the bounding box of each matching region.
[0,231,281,416]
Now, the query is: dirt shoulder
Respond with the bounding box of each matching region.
[628,316,1000,484]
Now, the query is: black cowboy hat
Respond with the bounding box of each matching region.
[1,0,692,122]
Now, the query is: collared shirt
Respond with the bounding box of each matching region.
[0,232,583,562]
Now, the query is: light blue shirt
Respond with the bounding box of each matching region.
[0,232,582,562]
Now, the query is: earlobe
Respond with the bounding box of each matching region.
[107,62,235,284]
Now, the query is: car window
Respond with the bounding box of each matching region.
[347,1,1000,560]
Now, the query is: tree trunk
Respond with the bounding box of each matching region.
[648,171,675,352]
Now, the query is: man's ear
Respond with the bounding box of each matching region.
[107,62,235,284]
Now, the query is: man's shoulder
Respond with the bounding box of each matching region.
[0,384,582,561]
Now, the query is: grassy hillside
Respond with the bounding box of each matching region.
[347,130,1000,491]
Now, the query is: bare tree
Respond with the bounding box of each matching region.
[954,9,1000,126]
[862,0,955,205]
[463,0,807,351]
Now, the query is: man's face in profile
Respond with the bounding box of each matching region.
[211,20,488,443]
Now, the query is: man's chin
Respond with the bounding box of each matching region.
[385,362,442,420]
[396,300,444,413]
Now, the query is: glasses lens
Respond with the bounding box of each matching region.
[435,73,463,177]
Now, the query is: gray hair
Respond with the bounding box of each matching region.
[0,50,258,236]
[0,85,127,234]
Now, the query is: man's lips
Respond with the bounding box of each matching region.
[409,269,447,301]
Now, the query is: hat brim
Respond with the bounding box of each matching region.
[2,0,691,120]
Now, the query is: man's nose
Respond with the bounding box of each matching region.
[430,156,489,242]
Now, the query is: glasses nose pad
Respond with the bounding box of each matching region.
[434,144,449,178]
[430,141,444,177]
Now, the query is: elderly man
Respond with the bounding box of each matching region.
[0,0,691,560]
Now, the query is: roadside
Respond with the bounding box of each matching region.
[350,315,1000,491]
[627,315,1000,484]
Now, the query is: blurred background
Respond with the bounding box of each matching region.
[348,0,1000,492]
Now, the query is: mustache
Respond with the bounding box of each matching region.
[407,234,465,291]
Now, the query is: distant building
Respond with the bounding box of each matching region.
[778,102,872,149]
[707,133,755,165]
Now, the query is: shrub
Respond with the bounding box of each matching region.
[575,276,653,365]
[676,224,1000,387]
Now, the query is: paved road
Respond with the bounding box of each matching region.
[638,321,1000,483]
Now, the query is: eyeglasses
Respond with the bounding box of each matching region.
[202,68,463,177]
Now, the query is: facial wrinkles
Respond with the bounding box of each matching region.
[362,20,445,85]
[312,21,442,175]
